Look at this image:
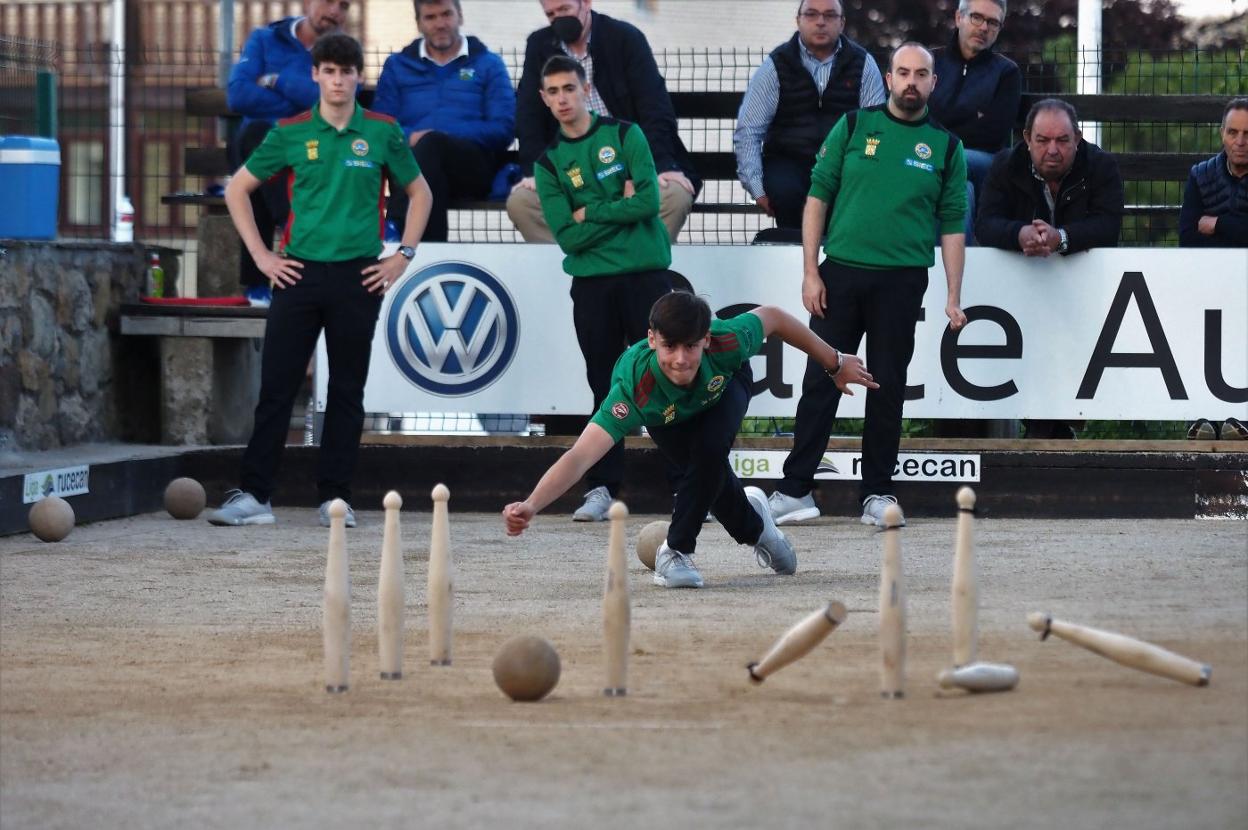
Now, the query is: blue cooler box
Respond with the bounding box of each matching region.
[0,136,61,240]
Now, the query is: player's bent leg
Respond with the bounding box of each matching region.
[745,486,796,575]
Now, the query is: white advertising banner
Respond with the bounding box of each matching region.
[728,450,981,483]
[318,244,1247,421]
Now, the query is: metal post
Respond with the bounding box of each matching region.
[1077,0,1102,146]
[218,0,235,144]
[108,0,126,241]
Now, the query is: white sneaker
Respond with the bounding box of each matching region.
[653,543,704,589]
[319,500,357,528]
[745,486,797,575]
[207,490,275,526]
[767,490,820,525]
[572,485,612,522]
[861,494,905,528]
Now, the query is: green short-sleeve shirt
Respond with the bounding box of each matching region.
[590,312,766,442]
[245,103,421,262]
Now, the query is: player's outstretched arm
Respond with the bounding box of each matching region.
[502,424,617,536]
[749,305,879,396]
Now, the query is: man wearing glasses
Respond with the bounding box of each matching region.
[733,0,884,233]
[929,0,1021,214]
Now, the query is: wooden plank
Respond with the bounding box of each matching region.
[1021,93,1226,124]
[121,314,266,338]
[670,90,742,119]
[186,87,231,117]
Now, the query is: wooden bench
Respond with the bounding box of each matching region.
[168,87,1227,228]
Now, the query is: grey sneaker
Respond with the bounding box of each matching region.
[767,490,820,525]
[572,485,612,522]
[319,500,357,528]
[653,543,704,588]
[745,486,797,575]
[861,494,905,528]
[207,489,275,526]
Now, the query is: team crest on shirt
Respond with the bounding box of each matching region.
[864,136,881,157]
[566,164,585,188]
[706,375,725,393]
[351,138,369,157]
[914,142,932,160]
[306,140,319,160]
[663,404,676,423]
[611,402,630,420]
[598,145,617,164]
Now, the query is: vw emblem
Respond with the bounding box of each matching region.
[385,261,520,396]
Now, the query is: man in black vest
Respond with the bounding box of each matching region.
[733,0,884,231]
[1179,97,1248,249]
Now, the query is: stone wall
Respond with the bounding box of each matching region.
[0,240,161,451]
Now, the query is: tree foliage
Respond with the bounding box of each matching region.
[840,0,1193,53]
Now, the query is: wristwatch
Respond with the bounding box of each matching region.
[1056,228,1069,254]
[397,245,416,260]
[824,348,843,380]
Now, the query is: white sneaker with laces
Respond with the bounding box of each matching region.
[861,494,905,528]
[572,485,612,522]
[319,500,357,528]
[767,490,820,525]
[207,490,275,526]
[745,486,797,575]
[653,542,704,589]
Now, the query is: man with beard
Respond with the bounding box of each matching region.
[227,0,352,306]
[767,43,968,529]
[507,0,701,243]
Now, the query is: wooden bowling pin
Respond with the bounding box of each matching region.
[748,601,848,683]
[378,490,404,680]
[879,504,906,699]
[1028,612,1210,686]
[602,501,631,696]
[428,484,454,666]
[323,498,350,693]
[951,486,978,667]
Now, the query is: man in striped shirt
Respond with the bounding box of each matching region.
[733,0,885,232]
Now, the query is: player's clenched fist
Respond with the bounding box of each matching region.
[503,502,535,536]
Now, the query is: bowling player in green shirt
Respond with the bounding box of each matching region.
[502,292,878,589]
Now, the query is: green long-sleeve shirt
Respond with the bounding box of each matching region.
[809,105,967,270]
[534,115,672,277]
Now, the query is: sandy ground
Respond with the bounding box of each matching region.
[1,505,1245,829]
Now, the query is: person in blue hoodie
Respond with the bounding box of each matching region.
[226,0,351,305]
[372,0,515,241]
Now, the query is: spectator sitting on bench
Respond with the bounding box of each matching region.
[226,0,350,306]
[975,97,1124,440]
[929,0,1020,239]
[508,0,701,243]
[733,0,883,233]
[373,0,515,242]
[1179,96,1247,441]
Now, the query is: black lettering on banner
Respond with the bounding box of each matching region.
[922,458,938,476]
[1204,310,1248,404]
[718,303,793,400]
[959,458,977,478]
[853,457,863,476]
[942,459,957,476]
[902,458,919,476]
[940,306,1022,401]
[1077,272,1187,400]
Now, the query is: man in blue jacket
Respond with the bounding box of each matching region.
[373,0,515,241]
[929,0,1020,234]
[506,0,701,244]
[226,0,351,305]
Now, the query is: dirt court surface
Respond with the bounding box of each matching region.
[2,505,1245,829]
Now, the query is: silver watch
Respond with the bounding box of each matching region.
[397,245,416,260]
[1057,228,1069,253]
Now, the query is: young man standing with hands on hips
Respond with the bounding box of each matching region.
[209,33,433,529]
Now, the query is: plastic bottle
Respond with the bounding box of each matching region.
[146,251,165,298]
[115,194,135,243]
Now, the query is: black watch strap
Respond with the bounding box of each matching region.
[398,245,416,260]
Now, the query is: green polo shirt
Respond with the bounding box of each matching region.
[245,103,421,262]
[809,105,967,270]
[590,312,766,442]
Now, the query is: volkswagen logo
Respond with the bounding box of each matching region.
[385,261,520,396]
